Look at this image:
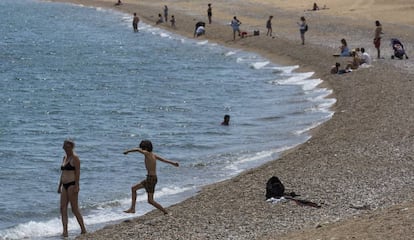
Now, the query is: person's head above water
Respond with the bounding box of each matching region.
[222,115,230,125]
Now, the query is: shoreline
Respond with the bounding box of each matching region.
[47,0,414,239]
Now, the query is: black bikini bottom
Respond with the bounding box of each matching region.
[62,181,76,190]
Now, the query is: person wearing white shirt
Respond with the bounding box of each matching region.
[360,48,372,65]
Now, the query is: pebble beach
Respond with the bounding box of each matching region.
[47,0,414,239]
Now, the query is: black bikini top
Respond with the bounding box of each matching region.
[61,157,76,171]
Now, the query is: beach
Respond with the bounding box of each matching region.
[47,0,414,239]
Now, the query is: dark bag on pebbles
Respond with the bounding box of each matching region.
[266,176,285,199]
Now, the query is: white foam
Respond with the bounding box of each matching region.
[302,78,323,91]
[225,51,237,56]
[0,185,193,240]
[0,218,65,240]
[294,121,324,135]
[160,32,171,38]
[224,150,275,173]
[251,61,270,69]
[270,65,299,73]
[196,40,209,45]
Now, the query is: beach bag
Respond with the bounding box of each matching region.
[304,24,308,32]
[254,30,260,36]
[266,176,285,199]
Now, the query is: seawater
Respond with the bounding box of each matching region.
[0,0,335,239]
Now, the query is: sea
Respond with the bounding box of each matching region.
[0,0,335,239]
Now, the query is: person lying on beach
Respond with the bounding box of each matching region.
[123,140,179,215]
[114,0,122,6]
[306,3,328,11]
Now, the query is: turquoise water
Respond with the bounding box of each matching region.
[0,0,334,239]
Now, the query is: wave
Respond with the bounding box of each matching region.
[0,185,192,240]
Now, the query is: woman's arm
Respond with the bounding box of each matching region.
[57,156,64,193]
[57,179,62,193]
[73,155,81,192]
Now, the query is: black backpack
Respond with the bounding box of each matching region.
[266,176,285,199]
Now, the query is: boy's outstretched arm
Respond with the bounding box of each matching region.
[123,148,145,155]
[155,154,179,167]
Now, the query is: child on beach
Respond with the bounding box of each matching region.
[123,140,179,215]
[266,16,273,37]
[170,15,176,28]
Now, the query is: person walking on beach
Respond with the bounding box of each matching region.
[374,20,383,59]
[266,16,273,36]
[207,3,212,24]
[297,16,308,45]
[164,5,169,22]
[123,140,179,215]
[231,16,241,41]
[57,139,87,237]
[132,13,140,32]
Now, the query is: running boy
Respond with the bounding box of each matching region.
[123,140,179,214]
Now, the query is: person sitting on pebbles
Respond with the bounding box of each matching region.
[331,62,351,74]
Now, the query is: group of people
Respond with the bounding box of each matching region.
[130,3,310,44]
[155,6,175,28]
[58,139,179,237]
[132,5,176,32]
[331,47,373,74]
[331,20,384,74]
[58,114,230,237]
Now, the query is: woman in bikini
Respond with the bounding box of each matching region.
[57,139,86,237]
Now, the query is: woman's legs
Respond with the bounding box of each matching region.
[68,187,87,234]
[60,189,69,237]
